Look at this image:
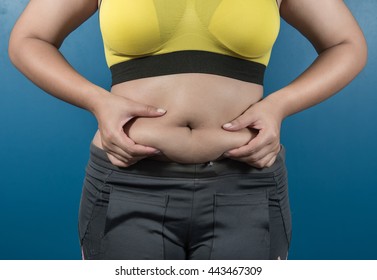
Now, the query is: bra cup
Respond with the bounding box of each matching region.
[100,0,187,57]
[204,0,280,59]
[99,0,158,56]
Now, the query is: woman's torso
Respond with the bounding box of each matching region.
[92,73,262,163]
[93,0,280,163]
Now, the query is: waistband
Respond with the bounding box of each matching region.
[89,143,286,179]
[110,51,265,86]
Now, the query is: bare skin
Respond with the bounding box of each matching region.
[92,74,261,163]
[9,0,367,167]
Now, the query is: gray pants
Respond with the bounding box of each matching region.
[78,144,292,260]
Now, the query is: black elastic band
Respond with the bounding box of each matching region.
[110,51,265,86]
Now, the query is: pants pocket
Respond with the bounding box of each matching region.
[210,190,270,260]
[78,177,97,247]
[102,185,169,260]
[271,164,292,251]
[78,168,111,259]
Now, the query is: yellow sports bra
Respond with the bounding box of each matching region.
[99,0,280,85]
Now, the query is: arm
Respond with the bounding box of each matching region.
[9,0,165,167]
[223,0,367,168]
[269,0,367,118]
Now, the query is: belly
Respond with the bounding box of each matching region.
[93,73,263,164]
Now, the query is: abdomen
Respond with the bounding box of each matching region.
[96,73,263,164]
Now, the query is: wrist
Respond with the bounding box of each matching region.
[263,92,289,121]
[264,85,304,120]
[85,85,111,117]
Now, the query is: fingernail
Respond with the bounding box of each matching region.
[154,150,162,154]
[223,123,232,129]
[157,108,166,114]
[223,152,230,157]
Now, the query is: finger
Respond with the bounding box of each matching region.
[229,126,279,158]
[107,147,149,166]
[264,145,282,168]
[119,126,160,153]
[127,143,161,157]
[110,130,160,157]
[224,131,268,158]
[251,153,277,169]
[118,129,160,156]
[107,141,160,163]
[130,102,167,118]
[235,150,278,169]
[106,153,130,167]
[240,142,280,163]
[265,155,277,168]
[227,144,271,164]
[102,138,133,160]
[222,111,255,131]
[100,126,136,156]
[105,147,132,162]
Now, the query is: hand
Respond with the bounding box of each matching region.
[222,97,284,168]
[93,93,166,167]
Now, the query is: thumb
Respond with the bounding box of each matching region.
[222,112,254,131]
[130,102,167,117]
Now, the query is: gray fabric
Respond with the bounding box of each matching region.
[78,144,291,260]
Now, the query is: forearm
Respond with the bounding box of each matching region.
[8,37,107,114]
[266,40,367,120]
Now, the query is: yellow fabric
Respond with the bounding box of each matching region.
[99,0,280,67]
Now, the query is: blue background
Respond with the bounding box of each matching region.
[1,0,376,260]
